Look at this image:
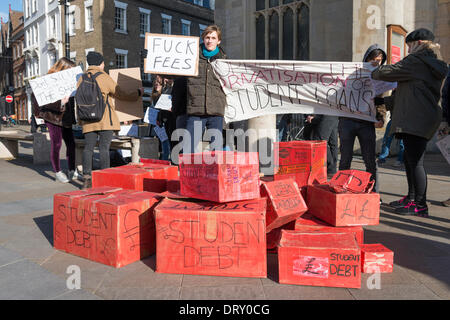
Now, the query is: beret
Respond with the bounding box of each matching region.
[406,28,435,43]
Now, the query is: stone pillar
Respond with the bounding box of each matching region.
[248,114,277,176]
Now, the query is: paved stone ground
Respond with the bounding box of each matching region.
[0,126,449,300]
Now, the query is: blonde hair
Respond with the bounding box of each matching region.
[409,40,442,59]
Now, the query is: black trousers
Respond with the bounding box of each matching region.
[83,130,114,176]
[310,115,339,174]
[401,133,429,204]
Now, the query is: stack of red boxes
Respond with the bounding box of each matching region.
[153,151,266,278]
[50,145,393,287]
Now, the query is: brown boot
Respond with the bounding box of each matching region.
[82,175,92,189]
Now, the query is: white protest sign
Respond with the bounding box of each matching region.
[29,66,83,106]
[211,60,378,123]
[144,33,200,76]
[154,94,172,111]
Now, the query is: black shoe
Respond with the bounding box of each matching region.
[82,176,92,189]
[394,201,429,217]
[389,196,410,208]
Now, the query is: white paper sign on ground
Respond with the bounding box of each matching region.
[154,94,172,111]
[211,60,378,123]
[29,66,83,106]
[144,33,200,76]
[436,135,450,165]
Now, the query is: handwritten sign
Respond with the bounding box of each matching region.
[144,33,200,76]
[53,188,159,267]
[29,66,83,106]
[154,197,267,278]
[211,60,378,123]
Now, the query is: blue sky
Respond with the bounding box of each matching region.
[0,0,23,23]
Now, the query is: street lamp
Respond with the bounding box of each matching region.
[58,0,71,58]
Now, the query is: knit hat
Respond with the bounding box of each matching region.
[406,28,435,43]
[86,51,104,66]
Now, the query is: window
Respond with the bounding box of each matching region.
[161,14,172,35]
[115,48,128,68]
[48,51,58,68]
[70,51,77,63]
[49,14,57,38]
[33,24,38,45]
[85,0,94,32]
[32,0,37,13]
[139,8,151,37]
[114,1,128,33]
[194,0,203,6]
[255,1,310,60]
[181,19,191,36]
[199,23,207,38]
[68,8,76,36]
[25,0,30,18]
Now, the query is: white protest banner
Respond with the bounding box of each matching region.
[29,66,83,106]
[211,60,378,123]
[144,33,200,76]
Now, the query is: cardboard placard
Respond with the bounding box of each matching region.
[144,33,200,77]
[29,66,83,106]
[109,68,144,122]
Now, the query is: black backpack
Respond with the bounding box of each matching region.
[75,72,112,124]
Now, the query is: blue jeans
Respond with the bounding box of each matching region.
[379,120,404,162]
[185,115,224,153]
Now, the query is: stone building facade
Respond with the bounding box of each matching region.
[66,0,214,93]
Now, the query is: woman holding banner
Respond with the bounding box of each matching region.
[31,57,78,183]
[372,28,449,217]
[338,44,388,193]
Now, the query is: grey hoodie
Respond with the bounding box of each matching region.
[372,48,449,140]
[363,44,387,65]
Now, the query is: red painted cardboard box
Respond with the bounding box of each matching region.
[179,151,260,203]
[266,221,295,252]
[294,212,331,227]
[92,163,178,192]
[53,187,160,268]
[274,141,327,188]
[154,197,267,278]
[278,230,361,288]
[294,225,364,245]
[307,185,380,226]
[261,179,308,233]
[361,244,394,273]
